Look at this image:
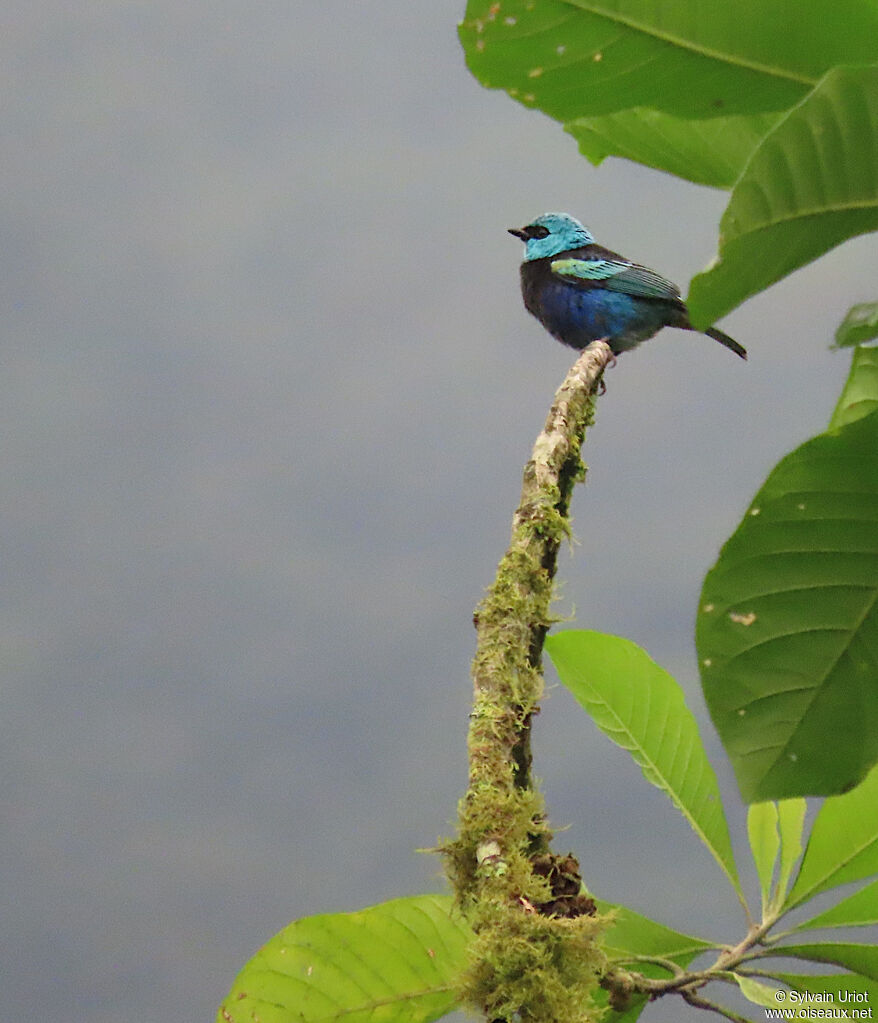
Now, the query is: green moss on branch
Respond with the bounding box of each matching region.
[443,341,614,1022]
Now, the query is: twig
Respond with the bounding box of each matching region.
[602,910,783,1013]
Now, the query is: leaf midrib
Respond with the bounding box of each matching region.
[741,584,878,787]
[561,0,815,86]
[582,681,735,885]
[723,198,878,238]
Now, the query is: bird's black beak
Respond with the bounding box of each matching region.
[508,227,528,241]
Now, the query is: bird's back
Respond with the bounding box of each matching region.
[520,245,688,352]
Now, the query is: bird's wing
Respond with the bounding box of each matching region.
[550,257,681,301]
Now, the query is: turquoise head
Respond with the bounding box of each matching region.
[508,212,595,261]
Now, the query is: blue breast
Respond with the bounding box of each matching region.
[537,279,669,352]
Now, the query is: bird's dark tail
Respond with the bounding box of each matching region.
[705,326,747,360]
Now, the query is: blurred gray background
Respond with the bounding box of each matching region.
[3,4,873,1022]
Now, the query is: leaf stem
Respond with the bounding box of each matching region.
[604,909,783,1011]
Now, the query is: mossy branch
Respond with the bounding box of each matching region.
[443,340,613,1022]
[440,340,793,1020]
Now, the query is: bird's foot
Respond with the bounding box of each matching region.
[596,339,615,394]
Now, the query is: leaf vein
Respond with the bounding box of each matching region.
[560,0,814,86]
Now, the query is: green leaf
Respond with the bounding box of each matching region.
[566,108,782,189]
[459,0,878,123]
[688,66,878,328]
[795,878,878,932]
[776,798,807,906]
[829,345,878,432]
[216,894,469,1023]
[596,900,712,1022]
[748,802,780,910]
[736,975,784,1009]
[546,630,741,896]
[835,302,878,349]
[767,973,878,1011]
[787,763,878,908]
[697,408,878,801]
[779,942,878,981]
[599,900,713,962]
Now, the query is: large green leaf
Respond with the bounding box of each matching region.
[459,1,878,190]
[216,895,469,1023]
[787,763,878,908]
[697,406,878,801]
[567,109,782,189]
[688,66,878,327]
[459,0,878,121]
[546,630,741,896]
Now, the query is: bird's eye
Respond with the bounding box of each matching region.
[527,225,550,239]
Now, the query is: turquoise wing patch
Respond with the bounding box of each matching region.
[550,257,629,282]
[551,258,681,300]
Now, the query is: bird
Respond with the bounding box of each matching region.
[508,212,747,360]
